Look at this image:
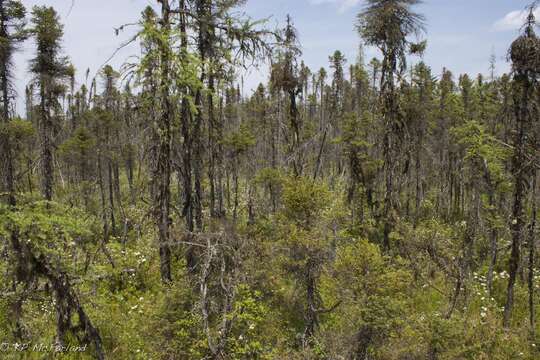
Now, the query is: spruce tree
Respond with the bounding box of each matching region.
[357,0,425,251]
[0,0,26,206]
[503,6,540,328]
[29,6,69,201]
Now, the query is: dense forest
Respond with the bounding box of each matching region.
[0,0,539,359]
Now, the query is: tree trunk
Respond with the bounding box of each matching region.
[40,81,54,201]
[153,0,173,283]
[0,47,15,206]
[528,173,537,337]
[504,75,532,328]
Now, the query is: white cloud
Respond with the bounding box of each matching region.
[310,0,361,13]
[493,8,540,31]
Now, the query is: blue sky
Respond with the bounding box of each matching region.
[12,0,538,113]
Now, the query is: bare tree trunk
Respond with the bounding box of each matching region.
[113,156,122,217]
[126,148,135,204]
[107,159,116,235]
[528,173,537,338]
[152,0,173,283]
[97,151,110,243]
[382,127,394,251]
[178,0,197,272]
[193,95,204,231]
[289,89,302,177]
[485,165,498,297]
[313,127,327,180]
[0,51,15,206]
[193,0,211,232]
[181,104,193,233]
[208,80,217,218]
[414,132,423,225]
[35,255,105,359]
[233,157,239,222]
[40,82,54,201]
[216,95,225,217]
[0,10,22,339]
[504,76,532,328]
[303,263,319,347]
[381,56,399,252]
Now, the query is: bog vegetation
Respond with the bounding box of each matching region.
[0,0,539,359]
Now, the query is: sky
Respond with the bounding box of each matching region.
[12,0,539,114]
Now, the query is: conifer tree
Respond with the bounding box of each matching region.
[271,15,303,176]
[503,6,540,328]
[0,0,26,206]
[357,0,425,250]
[29,6,69,201]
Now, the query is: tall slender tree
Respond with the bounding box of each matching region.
[0,0,27,340]
[503,6,540,328]
[29,6,69,201]
[271,15,303,176]
[155,0,173,283]
[138,1,174,283]
[0,0,26,207]
[357,0,425,250]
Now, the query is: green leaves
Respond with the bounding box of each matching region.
[357,0,426,73]
[451,120,510,185]
[223,123,256,154]
[0,199,96,270]
[227,284,271,358]
[29,5,68,76]
[281,177,330,229]
[0,117,35,141]
[59,126,96,155]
